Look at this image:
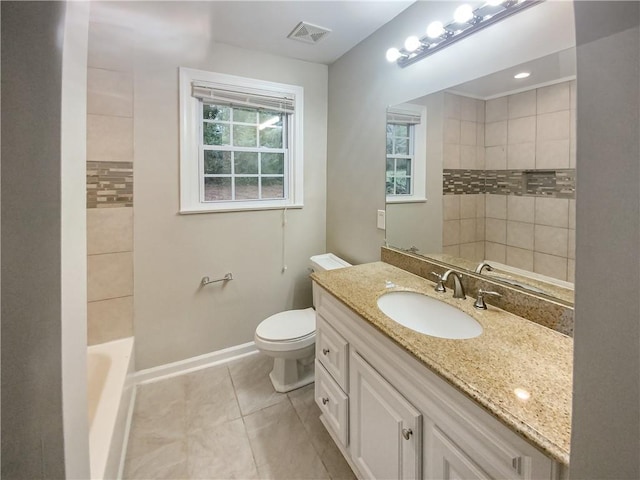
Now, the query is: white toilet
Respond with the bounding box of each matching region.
[254,253,351,393]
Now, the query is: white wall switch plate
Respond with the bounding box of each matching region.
[377,209,386,230]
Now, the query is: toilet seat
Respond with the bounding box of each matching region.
[255,308,315,352]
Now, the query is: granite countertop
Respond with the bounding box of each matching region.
[311,262,572,466]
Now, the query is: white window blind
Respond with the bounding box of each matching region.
[192,82,296,114]
[386,108,421,125]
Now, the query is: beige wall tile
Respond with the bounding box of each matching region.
[87,207,133,255]
[507,142,535,170]
[506,246,534,271]
[474,241,485,261]
[460,96,477,122]
[536,139,570,169]
[459,242,476,261]
[485,97,508,123]
[88,22,134,72]
[534,225,569,257]
[476,100,485,125]
[460,195,477,219]
[485,145,506,169]
[476,146,485,169]
[567,259,575,283]
[570,80,577,109]
[87,114,134,162]
[485,121,507,146]
[444,118,461,144]
[443,143,460,169]
[485,242,506,263]
[87,296,133,345]
[508,90,536,119]
[535,197,569,228]
[88,252,134,301]
[476,124,485,147]
[507,221,534,250]
[443,220,461,246]
[568,229,576,259]
[508,116,536,144]
[485,218,506,244]
[537,110,571,141]
[443,195,460,221]
[534,252,568,281]
[460,121,476,145]
[442,245,460,257]
[485,194,507,219]
[87,68,133,117]
[507,196,535,223]
[460,145,476,169]
[444,93,461,119]
[460,219,476,243]
[476,220,485,242]
[569,199,576,229]
[476,194,486,218]
[537,82,571,114]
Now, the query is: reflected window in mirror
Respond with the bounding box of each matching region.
[385,105,427,203]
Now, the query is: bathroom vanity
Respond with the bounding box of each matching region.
[311,262,571,480]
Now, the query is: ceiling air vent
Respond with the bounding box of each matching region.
[287,21,331,44]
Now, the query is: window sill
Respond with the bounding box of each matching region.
[179,203,303,215]
[386,197,427,204]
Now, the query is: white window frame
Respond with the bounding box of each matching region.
[386,103,427,204]
[179,67,304,213]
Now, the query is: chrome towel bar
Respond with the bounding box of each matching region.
[201,272,233,287]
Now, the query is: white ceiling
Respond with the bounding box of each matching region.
[210,1,415,64]
[92,1,415,65]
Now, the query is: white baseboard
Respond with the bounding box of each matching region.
[133,341,259,386]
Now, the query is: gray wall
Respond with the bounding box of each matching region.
[326,1,575,264]
[571,2,640,477]
[1,2,67,477]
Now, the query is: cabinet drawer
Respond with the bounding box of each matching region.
[316,314,349,392]
[315,360,349,446]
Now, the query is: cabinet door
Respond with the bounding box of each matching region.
[430,426,491,480]
[350,351,422,480]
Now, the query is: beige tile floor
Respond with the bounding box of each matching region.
[124,353,356,480]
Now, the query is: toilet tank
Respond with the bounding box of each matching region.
[310,253,351,272]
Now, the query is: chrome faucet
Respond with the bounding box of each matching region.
[441,270,466,299]
[475,261,494,274]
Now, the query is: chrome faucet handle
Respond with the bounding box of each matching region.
[475,262,494,274]
[431,272,446,293]
[474,289,501,310]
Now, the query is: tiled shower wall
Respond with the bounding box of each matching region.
[86,21,135,344]
[442,81,577,282]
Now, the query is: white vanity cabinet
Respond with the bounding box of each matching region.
[313,282,563,480]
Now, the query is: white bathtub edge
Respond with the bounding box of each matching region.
[116,385,137,480]
[134,341,259,386]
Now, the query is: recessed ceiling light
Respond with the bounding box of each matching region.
[514,72,531,79]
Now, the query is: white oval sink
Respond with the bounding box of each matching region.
[377,291,483,340]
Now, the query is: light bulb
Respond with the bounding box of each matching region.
[386,47,402,62]
[426,21,445,39]
[514,71,531,79]
[404,36,421,53]
[453,4,474,23]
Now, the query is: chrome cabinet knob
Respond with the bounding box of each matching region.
[321,397,329,405]
[322,348,330,355]
[402,428,413,440]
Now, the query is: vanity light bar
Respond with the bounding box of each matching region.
[388,0,544,68]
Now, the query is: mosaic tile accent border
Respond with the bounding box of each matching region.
[443,168,576,199]
[87,161,133,208]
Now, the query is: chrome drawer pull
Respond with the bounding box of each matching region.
[402,428,413,440]
[322,397,329,405]
[322,348,330,355]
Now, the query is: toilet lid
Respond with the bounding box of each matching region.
[256,307,315,342]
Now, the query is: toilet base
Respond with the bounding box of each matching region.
[268,354,315,393]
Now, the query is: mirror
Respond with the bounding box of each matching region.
[385,47,576,305]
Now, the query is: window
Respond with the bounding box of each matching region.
[385,105,426,203]
[179,68,304,213]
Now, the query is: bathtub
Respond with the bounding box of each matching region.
[87,337,135,479]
